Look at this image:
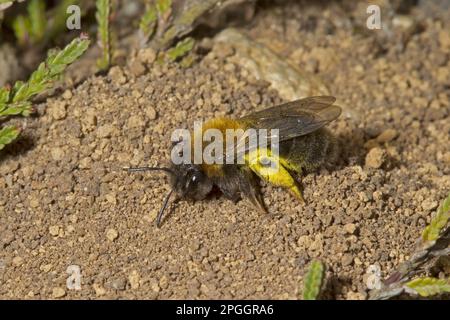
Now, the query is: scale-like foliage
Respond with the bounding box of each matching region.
[12,37,90,104]
[139,4,157,42]
[0,126,20,150]
[303,260,326,300]
[96,0,111,70]
[11,0,46,45]
[422,193,450,242]
[0,36,90,150]
[406,277,450,297]
[166,37,194,61]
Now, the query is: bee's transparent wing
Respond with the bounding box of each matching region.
[222,96,341,162]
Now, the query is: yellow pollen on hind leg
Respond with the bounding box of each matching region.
[245,148,305,203]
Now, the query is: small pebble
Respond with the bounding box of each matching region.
[376,129,398,143]
[51,147,65,161]
[129,59,146,77]
[365,147,386,169]
[341,254,354,266]
[146,106,157,120]
[137,48,157,65]
[106,228,119,242]
[343,223,357,235]
[52,287,66,298]
[93,283,106,296]
[108,66,127,85]
[12,256,23,267]
[110,277,127,290]
[49,225,60,236]
[421,199,438,211]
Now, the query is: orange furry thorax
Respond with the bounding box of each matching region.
[201,117,245,133]
[190,117,245,177]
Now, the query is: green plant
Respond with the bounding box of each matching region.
[370,192,450,300]
[0,36,90,150]
[166,37,194,62]
[11,0,47,45]
[0,0,20,4]
[11,14,30,46]
[0,126,20,151]
[406,277,450,297]
[138,0,195,63]
[7,0,81,46]
[139,3,157,43]
[302,260,326,300]
[138,0,171,46]
[155,0,171,15]
[0,0,19,8]
[138,0,250,61]
[28,0,46,40]
[96,0,111,70]
[422,193,450,242]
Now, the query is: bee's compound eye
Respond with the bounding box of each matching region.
[191,172,203,184]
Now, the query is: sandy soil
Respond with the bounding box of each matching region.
[1,1,449,299]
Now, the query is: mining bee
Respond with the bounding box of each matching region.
[125,96,341,227]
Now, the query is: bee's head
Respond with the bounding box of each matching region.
[124,163,212,227]
[169,163,213,201]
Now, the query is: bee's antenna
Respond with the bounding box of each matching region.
[124,166,175,227]
[123,166,174,176]
[156,189,173,227]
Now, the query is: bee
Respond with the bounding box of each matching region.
[125,96,341,227]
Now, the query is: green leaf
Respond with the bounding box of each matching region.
[27,0,47,42]
[0,125,20,150]
[139,4,157,41]
[96,0,111,70]
[157,0,218,48]
[406,277,450,297]
[166,37,194,62]
[12,14,31,46]
[0,0,16,5]
[11,36,90,104]
[0,87,11,105]
[422,192,450,242]
[180,53,195,68]
[0,101,32,117]
[156,0,172,15]
[303,260,326,300]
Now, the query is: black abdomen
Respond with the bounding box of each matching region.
[278,128,336,172]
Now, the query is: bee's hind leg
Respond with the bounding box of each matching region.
[287,170,305,204]
[248,156,305,204]
[285,166,306,204]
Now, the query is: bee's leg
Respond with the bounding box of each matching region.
[247,155,305,204]
[221,188,240,204]
[238,167,267,213]
[286,166,306,204]
[213,172,242,204]
[287,172,305,204]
